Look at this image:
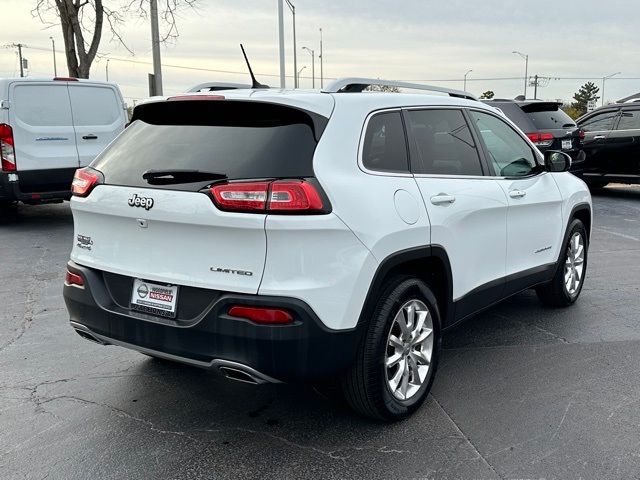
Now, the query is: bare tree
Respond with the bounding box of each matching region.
[33,0,197,79]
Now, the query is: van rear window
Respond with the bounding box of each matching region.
[91,101,327,190]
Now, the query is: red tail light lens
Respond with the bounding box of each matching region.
[579,129,585,140]
[65,270,84,287]
[0,123,17,172]
[71,168,101,197]
[526,132,554,147]
[210,181,269,212]
[210,180,325,214]
[228,306,293,325]
[268,180,324,211]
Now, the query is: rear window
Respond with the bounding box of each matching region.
[13,84,73,127]
[520,104,576,130]
[69,85,121,126]
[91,101,326,190]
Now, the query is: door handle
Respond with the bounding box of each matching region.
[430,194,456,205]
[82,134,98,140]
[593,135,606,140]
[509,190,526,199]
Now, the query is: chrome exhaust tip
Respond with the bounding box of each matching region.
[219,366,261,385]
[70,322,107,345]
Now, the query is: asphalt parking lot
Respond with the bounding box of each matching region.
[1,185,639,480]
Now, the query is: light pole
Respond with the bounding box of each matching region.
[319,28,323,88]
[49,37,57,76]
[284,0,297,88]
[297,65,306,86]
[602,72,621,106]
[512,51,528,98]
[150,0,163,95]
[106,58,110,81]
[277,0,285,88]
[463,69,473,92]
[302,46,315,88]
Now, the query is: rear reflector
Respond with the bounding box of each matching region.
[65,270,84,287]
[526,132,554,147]
[167,95,225,101]
[71,168,101,197]
[53,77,78,81]
[228,306,293,325]
[210,180,325,214]
[0,123,17,172]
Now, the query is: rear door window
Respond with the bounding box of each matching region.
[92,100,326,190]
[616,110,640,130]
[580,111,619,132]
[407,109,483,176]
[69,85,121,126]
[12,84,72,126]
[361,111,409,173]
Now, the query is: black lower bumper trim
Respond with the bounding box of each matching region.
[63,261,360,382]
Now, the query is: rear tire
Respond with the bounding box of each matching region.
[536,219,588,307]
[341,276,441,421]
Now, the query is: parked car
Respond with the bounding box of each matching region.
[577,103,640,188]
[0,77,127,207]
[482,99,586,176]
[63,79,592,420]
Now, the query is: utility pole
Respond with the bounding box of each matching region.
[319,28,323,88]
[533,74,538,99]
[49,37,57,76]
[277,0,285,88]
[106,58,110,81]
[303,46,315,88]
[13,43,25,78]
[150,0,163,95]
[285,1,297,88]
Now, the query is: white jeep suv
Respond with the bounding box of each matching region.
[63,78,591,420]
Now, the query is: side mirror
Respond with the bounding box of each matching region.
[544,150,571,172]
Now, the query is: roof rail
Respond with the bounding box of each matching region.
[322,77,477,101]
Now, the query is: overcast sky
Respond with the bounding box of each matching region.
[1,0,638,104]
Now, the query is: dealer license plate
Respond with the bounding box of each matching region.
[130,279,178,318]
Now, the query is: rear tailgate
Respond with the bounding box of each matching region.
[520,102,581,151]
[71,186,266,293]
[70,98,329,295]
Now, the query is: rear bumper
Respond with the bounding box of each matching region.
[63,261,360,382]
[0,168,74,203]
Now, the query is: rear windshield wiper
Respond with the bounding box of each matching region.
[142,169,227,185]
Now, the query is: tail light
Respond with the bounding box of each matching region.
[65,269,84,287]
[526,132,554,147]
[210,180,325,214]
[0,123,16,171]
[579,129,585,141]
[71,168,101,197]
[228,305,293,325]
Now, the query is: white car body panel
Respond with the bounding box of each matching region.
[71,185,267,293]
[260,214,378,330]
[414,177,508,300]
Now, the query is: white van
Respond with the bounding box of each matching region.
[0,77,127,206]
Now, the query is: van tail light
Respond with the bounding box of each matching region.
[228,305,293,325]
[209,180,325,214]
[526,132,554,147]
[65,269,84,287]
[0,123,17,171]
[579,129,585,141]
[71,168,102,197]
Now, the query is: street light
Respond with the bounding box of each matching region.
[297,65,306,86]
[602,72,621,106]
[284,0,297,88]
[302,46,315,88]
[512,51,529,98]
[106,58,110,81]
[319,28,323,88]
[463,69,473,92]
[49,36,57,76]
